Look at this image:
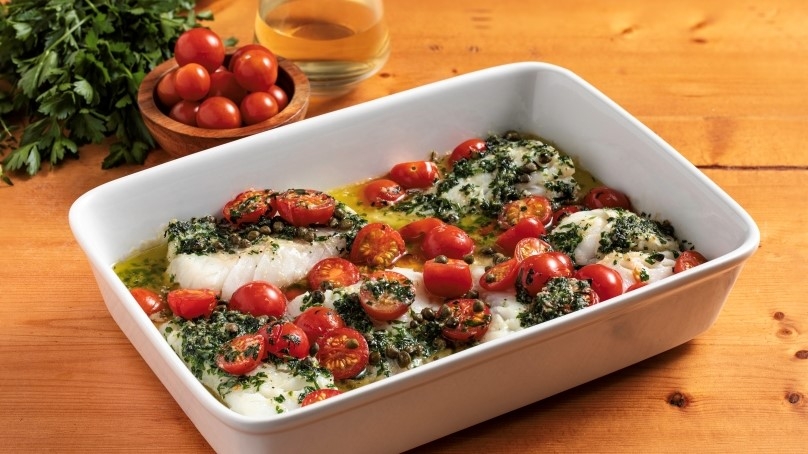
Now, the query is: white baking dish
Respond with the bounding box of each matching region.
[70,62,759,453]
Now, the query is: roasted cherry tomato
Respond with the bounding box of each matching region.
[156,71,181,108]
[398,217,444,243]
[479,258,519,292]
[440,299,492,343]
[294,306,346,345]
[448,138,487,166]
[421,224,474,260]
[228,280,288,318]
[389,161,440,189]
[260,321,310,360]
[363,178,405,207]
[498,195,553,229]
[268,84,289,111]
[674,250,708,273]
[316,327,370,380]
[273,189,336,227]
[196,96,241,129]
[174,28,226,73]
[307,257,361,290]
[216,333,266,376]
[173,63,211,102]
[494,216,546,255]
[517,252,574,297]
[552,205,583,227]
[574,264,624,302]
[208,68,248,104]
[627,281,649,292]
[130,287,165,315]
[300,388,342,406]
[359,270,415,321]
[167,288,218,319]
[240,91,279,125]
[583,186,632,211]
[222,189,272,225]
[168,99,200,126]
[350,222,406,268]
[231,48,278,92]
[514,237,553,262]
[423,257,473,298]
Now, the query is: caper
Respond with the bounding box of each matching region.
[409,319,419,329]
[309,290,325,305]
[259,225,272,235]
[397,351,412,368]
[433,337,447,350]
[466,289,479,299]
[239,238,251,249]
[412,312,424,324]
[346,338,360,349]
[521,162,538,173]
[339,218,355,230]
[385,345,399,359]
[333,206,346,220]
[485,272,496,283]
[224,322,239,333]
[437,304,452,320]
[434,255,448,264]
[297,227,315,242]
[480,246,496,256]
[328,218,339,228]
[211,239,224,251]
[309,343,319,356]
[421,307,436,321]
[538,152,552,165]
[228,233,240,245]
[473,299,486,312]
[503,130,521,141]
[443,213,460,224]
[272,220,286,232]
[462,254,474,264]
[518,174,531,183]
[445,317,459,328]
[493,253,508,264]
[246,230,260,241]
[369,351,382,365]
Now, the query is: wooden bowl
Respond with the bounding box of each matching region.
[137,53,310,158]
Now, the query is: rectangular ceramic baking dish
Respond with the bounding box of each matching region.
[70,62,759,453]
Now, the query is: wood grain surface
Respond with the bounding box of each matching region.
[1,0,806,452]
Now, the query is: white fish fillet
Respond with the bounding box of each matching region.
[167,234,346,300]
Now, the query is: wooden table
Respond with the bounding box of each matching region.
[2,0,806,452]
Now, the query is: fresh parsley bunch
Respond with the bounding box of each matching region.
[0,0,214,184]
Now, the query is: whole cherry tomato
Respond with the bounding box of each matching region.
[294,306,346,345]
[574,264,624,302]
[364,179,405,207]
[156,71,181,108]
[674,250,708,273]
[167,288,218,319]
[494,216,546,256]
[196,96,241,129]
[583,186,632,211]
[448,138,487,166]
[232,49,279,92]
[517,252,574,297]
[389,161,439,189]
[168,99,200,126]
[130,287,165,315]
[240,91,279,125]
[423,257,473,298]
[228,280,288,318]
[208,69,248,105]
[421,224,474,260]
[268,85,289,110]
[398,217,444,243]
[173,63,211,102]
[174,28,226,73]
[260,321,310,360]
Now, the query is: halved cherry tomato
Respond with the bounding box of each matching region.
[301,388,342,406]
[441,299,492,343]
[421,224,474,260]
[398,217,444,243]
[494,216,546,255]
[197,96,242,129]
[423,258,473,298]
[174,28,226,73]
[448,138,487,166]
[174,63,211,102]
[216,333,266,376]
[316,327,370,380]
[514,237,553,262]
[674,250,708,273]
[222,189,272,225]
[167,288,218,319]
[228,281,288,317]
[363,179,405,207]
[583,186,632,211]
[294,306,346,345]
[130,287,165,315]
[389,161,439,189]
[359,270,415,321]
[517,252,574,297]
[479,258,519,292]
[574,264,624,302]
[498,195,553,229]
[260,321,310,360]
[349,222,406,268]
[273,189,336,227]
[552,205,583,227]
[231,48,278,92]
[307,257,361,290]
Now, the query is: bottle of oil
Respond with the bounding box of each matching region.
[255,0,390,97]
